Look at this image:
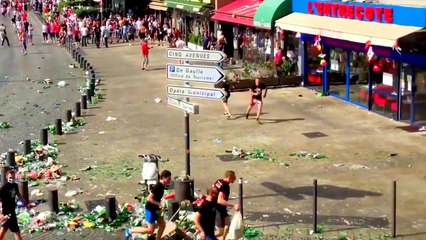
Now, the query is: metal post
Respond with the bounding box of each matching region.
[23,139,31,155]
[313,179,318,233]
[86,89,92,103]
[239,178,243,217]
[48,189,59,213]
[105,195,117,221]
[55,119,63,135]
[81,95,88,109]
[6,151,16,167]
[66,110,72,123]
[80,57,84,68]
[90,83,96,95]
[18,181,29,204]
[391,181,397,238]
[86,63,91,71]
[75,102,81,117]
[41,128,48,145]
[1,166,8,186]
[184,82,191,176]
[83,59,88,70]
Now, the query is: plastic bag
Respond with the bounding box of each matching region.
[142,162,158,181]
[226,211,244,240]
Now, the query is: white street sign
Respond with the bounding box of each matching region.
[167,97,199,115]
[167,64,225,84]
[166,48,226,62]
[167,85,226,100]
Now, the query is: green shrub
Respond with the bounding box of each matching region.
[76,7,100,18]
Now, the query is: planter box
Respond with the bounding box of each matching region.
[215,76,301,91]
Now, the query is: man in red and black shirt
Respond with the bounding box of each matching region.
[194,187,218,240]
[212,170,239,240]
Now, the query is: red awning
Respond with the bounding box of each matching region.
[211,0,263,28]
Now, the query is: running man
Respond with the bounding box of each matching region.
[194,187,219,240]
[213,171,239,240]
[0,170,27,240]
[124,170,172,240]
[245,78,267,121]
[141,39,149,70]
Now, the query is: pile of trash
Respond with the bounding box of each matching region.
[0,141,64,183]
[0,121,11,129]
[289,151,327,160]
[228,146,278,162]
[46,116,86,135]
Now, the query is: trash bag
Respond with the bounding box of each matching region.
[227,211,244,240]
[142,162,158,181]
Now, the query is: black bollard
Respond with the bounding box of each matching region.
[75,52,80,61]
[391,181,397,238]
[72,49,76,59]
[83,59,88,70]
[66,110,72,123]
[1,166,8,186]
[90,75,96,85]
[105,195,117,221]
[23,139,31,155]
[77,54,81,65]
[75,102,81,117]
[86,89,92,103]
[18,181,29,204]
[41,128,48,145]
[6,151,16,167]
[81,95,88,109]
[313,179,318,233]
[55,119,63,135]
[80,57,84,68]
[48,189,59,213]
[174,178,194,202]
[86,63,91,70]
[239,178,244,218]
[90,83,96,95]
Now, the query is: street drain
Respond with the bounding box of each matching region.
[302,131,328,138]
[216,154,244,162]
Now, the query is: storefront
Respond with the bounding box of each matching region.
[147,0,169,22]
[275,0,426,126]
[164,0,213,42]
[211,0,291,61]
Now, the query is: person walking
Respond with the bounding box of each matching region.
[245,78,267,122]
[94,24,101,48]
[221,81,232,118]
[193,187,219,240]
[18,26,27,55]
[141,39,149,70]
[124,170,172,240]
[27,23,34,45]
[101,24,110,48]
[0,24,10,47]
[212,171,239,240]
[0,170,27,240]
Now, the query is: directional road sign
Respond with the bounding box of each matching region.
[167,85,226,100]
[166,48,226,62]
[167,97,199,115]
[167,64,225,84]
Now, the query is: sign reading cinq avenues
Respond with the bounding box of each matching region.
[166,48,226,62]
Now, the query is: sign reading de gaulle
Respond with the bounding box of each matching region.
[307,1,394,23]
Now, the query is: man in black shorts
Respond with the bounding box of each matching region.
[0,170,26,240]
[213,170,239,240]
[245,78,267,122]
[194,187,218,240]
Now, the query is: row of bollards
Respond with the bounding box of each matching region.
[312,179,398,238]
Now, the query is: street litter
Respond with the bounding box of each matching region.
[30,189,44,197]
[44,79,52,84]
[0,121,11,129]
[154,98,162,103]
[289,151,327,160]
[57,81,67,87]
[349,164,369,170]
[85,71,89,75]
[106,116,117,121]
[46,117,86,135]
[68,64,75,68]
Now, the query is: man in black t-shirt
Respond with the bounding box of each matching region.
[212,170,239,240]
[194,187,218,240]
[245,78,268,122]
[124,170,172,240]
[0,170,26,240]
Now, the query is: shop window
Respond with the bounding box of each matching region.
[306,42,323,92]
[401,65,426,125]
[329,48,347,98]
[348,51,370,106]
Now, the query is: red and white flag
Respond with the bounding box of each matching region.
[314,34,321,46]
[365,40,374,62]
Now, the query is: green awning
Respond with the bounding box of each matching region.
[254,0,291,29]
[164,0,210,13]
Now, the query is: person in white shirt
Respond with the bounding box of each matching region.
[80,25,88,47]
[264,35,272,61]
[42,23,48,43]
[27,23,34,45]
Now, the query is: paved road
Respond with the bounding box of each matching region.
[0,12,85,153]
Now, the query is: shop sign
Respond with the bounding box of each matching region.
[307,1,394,23]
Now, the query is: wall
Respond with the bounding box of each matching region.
[293,0,426,27]
[215,0,234,10]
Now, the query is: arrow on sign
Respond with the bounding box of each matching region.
[167,64,225,84]
[167,97,199,115]
[166,48,226,62]
[167,85,226,100]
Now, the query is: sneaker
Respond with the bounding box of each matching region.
[245,113,249,119]
[124,228,132,240]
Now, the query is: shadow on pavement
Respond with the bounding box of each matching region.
[245,211,389,229]
[258,118,305,125]
[244,182,383,200]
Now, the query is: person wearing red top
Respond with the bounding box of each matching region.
[141,39,149,70]
[53,22,60,41]
[73,27,80,48]
[21,11,27,22]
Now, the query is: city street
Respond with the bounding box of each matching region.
[1,11,425,240]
